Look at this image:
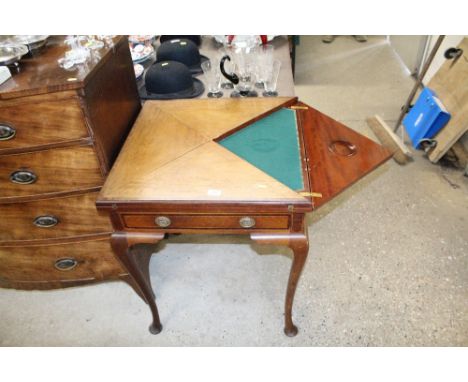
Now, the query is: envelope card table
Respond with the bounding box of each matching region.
[96,97,391,336]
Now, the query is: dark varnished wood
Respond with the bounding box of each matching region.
[0,192,112,242]
[122,213,290,230]
[0,94,90,154]
[0,144,103,202]
[0,274,152,299]
[0,275,124,291]
[0,236,125,283]
[81,38,141,174]
[297,102,392,209]
[111,232,164,334]
[107,214,309,336]
[0,36,126,100]
[97,200,313,214]
[119,274,148,303]
[0,35,141,291]
[251,225,308,336]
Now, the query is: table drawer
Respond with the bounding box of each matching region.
[0,145,103,202]
[0,97,90,153]
[0,237,124,283]
[122,214,290,230]
[0,192,112,242]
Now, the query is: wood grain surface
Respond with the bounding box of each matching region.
[0,236,125,283]
[99,98,392,206]
[100,141,308,202]
[105,103,209,181]
[153,97,295,138]
[298,103,392,209]
[82,38,141,173]
[0,192,112,242]
[0,94,89,154]
[0,144,103,202]
[0,35,140,291]
[122,213,290,230]
[99,98,307,203]
[0,36,125,100]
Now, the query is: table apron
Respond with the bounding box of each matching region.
[109,211,307,233]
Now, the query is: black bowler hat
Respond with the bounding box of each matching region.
[139,61,204,100]
[156,39,208,75]
[160,35,201,46]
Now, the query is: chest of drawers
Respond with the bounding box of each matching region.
[0,36,141,290]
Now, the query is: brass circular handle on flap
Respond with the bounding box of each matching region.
[33,215,59,228]
[239,216,256,228]
[54,258,78,271]
[328,140,357,157]
[155,216,171,228]
[0,124,16,141]
[10,170,37,185]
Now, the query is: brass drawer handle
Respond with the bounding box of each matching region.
[33,215,59,228]
[155,216,171,228]
[0,123,16,141]
[54,258,78,271]
[10,170,37,185]
[239,216,256,228]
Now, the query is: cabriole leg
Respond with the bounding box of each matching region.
[111,232,165,335]
[251,230,309,337]
[283,234,308,336]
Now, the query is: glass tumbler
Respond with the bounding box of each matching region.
[263,59,281,97]
[201,59,223,98]
[255,44,274,88]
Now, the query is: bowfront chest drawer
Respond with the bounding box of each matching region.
[0,192,112,242]
[0,36,141,290]
[0,145,103,202]
[0,94,90,153]
[0,237,125,285]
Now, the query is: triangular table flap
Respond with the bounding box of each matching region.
[109,141,308,202]
[100,104,210,200]
[301,105,392,209]
[219,108,304,191]
[150,97,296,140]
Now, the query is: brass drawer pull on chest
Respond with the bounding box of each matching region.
[10,170,37,185]
[155,216,171,228]
[0,124,16,141]
[239,216,256,228]
[54,258,78,271]
[33,215,59,228]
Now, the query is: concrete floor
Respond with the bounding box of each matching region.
[1,36,467,346]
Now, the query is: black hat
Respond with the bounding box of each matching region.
[139,61,205,100]
[156,39,208,75]
[160,35,201,46]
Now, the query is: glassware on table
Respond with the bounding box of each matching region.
[201,59,223,98]
[233,61,257,97]
[263,59,281,97]
[220,45,258,98]
[58,35,91,70]
[254,44,274,88]
[84,35,104,50]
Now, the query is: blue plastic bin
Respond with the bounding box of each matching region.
[403,87,451,149]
